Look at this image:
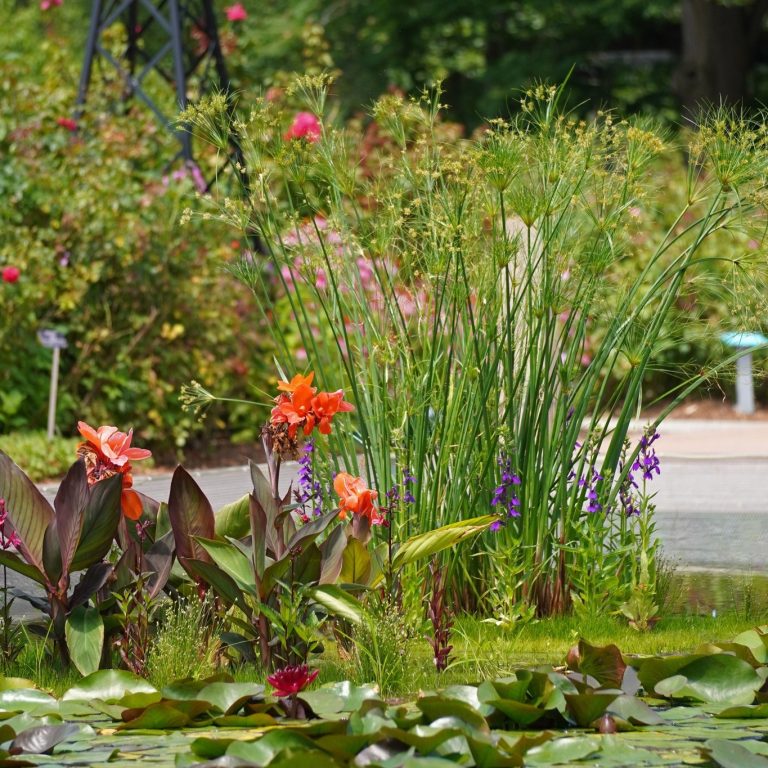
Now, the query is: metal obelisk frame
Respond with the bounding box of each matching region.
[76,0,233,170]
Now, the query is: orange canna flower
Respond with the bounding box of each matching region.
[306,390,355,435]
[76,421,151,520]
[277,372,315,394]
[77,422,152,466]
[334,472,381,523]
[271,384,315,438]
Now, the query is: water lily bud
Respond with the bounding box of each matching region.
[598,713,617,734]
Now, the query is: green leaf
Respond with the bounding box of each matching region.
[293,542,322,585]
[168,466,216,573]
[307,585,365,624]
[195,681,265,714]
[319,524,347,585]
[117,702,190,730]
[65,606,104,677]
[286,511,338,551]
[654,654,763,705]
[704,739,768,768]
[0,551,45,585]
[62,670,157,703]
[195,537,256,594]
[70,473,123,572]
[416,696,489,730]
[525,736,600,764]
[391,515,495,570]
[0,450,54,573]
[226,729,316,764]
[215,494,251,540]
[716,703,768,719]
[339,538,371,585]
[486,698,550,726]
[564,692,618,727]
[185,558,251,616]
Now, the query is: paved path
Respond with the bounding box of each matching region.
[4,419,764,617]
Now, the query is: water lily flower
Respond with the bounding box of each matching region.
[1,266,20,284]
[267,664,319,698]
[76,421,152,520]
[284,112,321,143]
[225,2,247,21]
[334,472,382,523]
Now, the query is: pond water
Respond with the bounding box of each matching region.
[668,570,768,616]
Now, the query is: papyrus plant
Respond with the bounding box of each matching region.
[182,82,768,616]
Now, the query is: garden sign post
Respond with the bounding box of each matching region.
[37,329,67,441]
[719,331,768,415]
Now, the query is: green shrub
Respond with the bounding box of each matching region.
[0,431,78,482]
[0,20,267,450]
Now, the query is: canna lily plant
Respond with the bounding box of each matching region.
[0,424,173,672]
[177,371,494,670]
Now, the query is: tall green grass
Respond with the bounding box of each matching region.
[183,82,768,617]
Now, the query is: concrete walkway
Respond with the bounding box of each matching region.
[32,419,768,571]
[2,418,760,618]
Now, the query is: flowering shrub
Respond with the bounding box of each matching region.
[0,35,265,448]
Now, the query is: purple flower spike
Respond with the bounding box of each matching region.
[295,439,323,522]
[491,454,522,528]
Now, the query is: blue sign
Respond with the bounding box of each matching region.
[37,329,68,349]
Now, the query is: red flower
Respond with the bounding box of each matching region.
[267,665,319,698]
[284,112,321,143]
[1,267,20,284]
[76,421,152,520]
[56,117,77,132]
[225,2,247,21]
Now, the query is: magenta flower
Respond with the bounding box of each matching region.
[0,500,21,551]
[284,112,322,143]
[267,664,319,698]
[1,266,20,284]
[225,3,247,21]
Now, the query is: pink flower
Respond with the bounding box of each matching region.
[2,267,20,284]
[40,0,62,9]
[56,116,77,132]
[284,112,321,143]
[267,665,319,698]
[225,3,247,21]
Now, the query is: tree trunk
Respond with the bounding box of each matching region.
[676,0,765,113]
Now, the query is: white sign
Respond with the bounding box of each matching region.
[37,329,68,349]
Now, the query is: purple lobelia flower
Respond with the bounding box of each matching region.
[619,429,661,516]
[578,468,603,513]
[294,439,323,522]
[491,454,521,530]
[633,429,661,480]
